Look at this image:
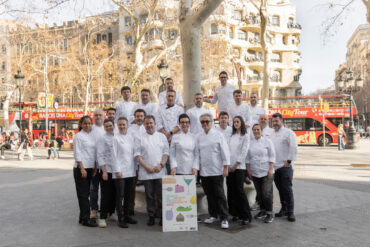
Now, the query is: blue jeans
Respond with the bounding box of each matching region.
[338,136,345,150]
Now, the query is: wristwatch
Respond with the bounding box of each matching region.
[170,131,173,136]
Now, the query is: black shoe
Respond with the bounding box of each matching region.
[264,214,274,223]
[158,219,162,226]
[125,216,138,224]
[147,217,155,226]
[118,221,128,228]
[128,210,135,216]
[81,219,97,227]
[231,216,239,221]
[254,211,267,220]
[275,209,288,217]
[241,219,250,225]
[287,212,296,222]
[244,176,252,185]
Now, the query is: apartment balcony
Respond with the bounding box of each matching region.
[143,39,164,50]
[287,23,302,34]
[246,56,263,67]
[248,37,261,48]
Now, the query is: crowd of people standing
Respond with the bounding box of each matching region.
[73,71,298,230]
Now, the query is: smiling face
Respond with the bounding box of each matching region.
[179,116,190,133]
[250,93,257,106]
[93,110,104,126]
[134,111,145,126]
[117,119,128,134]
[165,79,174,90]
[233,117,241,131]
[82,118,92,133]
[233,92,242,105]
[144,117,156,134]
[253,124,262,139]
[200,115,212,133]
[122,89,131,101]
[219,73,228,86]
[141,91,150,104]
[194,94,203,108]
[104,121,114,134]
[272,117,283,130]
[107,110,116,121]
[166,91,176,106]
[259,114,268,129]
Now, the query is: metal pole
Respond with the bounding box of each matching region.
[45,55,49,138]
[55,106,57,137]
[19,86,22,132]
[349,90,353,128]
[323,112,325,148]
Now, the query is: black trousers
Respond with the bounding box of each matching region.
[143,179,162,218]
[73,167,93,221]
[201,175,228,220]
[253,175,274,213]
[115,177,134,221]
[128,174,137,214]
[1,143,11,156]
[274,166,294,213]
[226,170,252,220]
[100,172,116,219]
[90,170,101,211]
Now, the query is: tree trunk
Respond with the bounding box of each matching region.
[260,0,270,111]
[84,81,90,115]
[3,91,13,131]
[180,0,224,110]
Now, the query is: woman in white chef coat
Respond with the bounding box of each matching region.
[226,116,252,225]
[111,117,138,228]
[73,116,97,227]
[170,113,199,176]
[246,124,276,224]
[96,119,116,228]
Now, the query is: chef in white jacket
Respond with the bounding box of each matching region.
[226,116,252,225]
[197,113,231,230]
[246,123,276,224]
[96,119,116,228]
[158,78,184,107]
[115,86,136,124]
[170,113,199,176]
[216,111,232,139]
[73,116,97,227]
[228,89,251,128]
[248,93,266,126]
[131,89,159,122]
[134,115,169,226]
[186,93,212,136]
[111,117,137,228]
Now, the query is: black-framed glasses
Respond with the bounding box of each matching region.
[219,76,227,79]
[200,120,211,125]
[180,121,190,124]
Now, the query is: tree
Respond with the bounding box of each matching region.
[179,0,225,109]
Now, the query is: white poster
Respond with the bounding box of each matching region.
[162,175,198,232]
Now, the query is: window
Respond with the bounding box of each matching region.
[272,16,280,26]
[211,24,218,35]
[271,52,281,63]
[2,45,6,53]
[238,30,247,40]
[229,27,233,39]
[140,14,148,24]
[108,33,113,46]
[97,34,101,44]
[232,10,242,21]
[124,16,131,26]
[271,70,281,82]
[168,30,178,40]
[2,61,5,70]
[102,34,107,41]
[232,47,240,58]
[63,39,68,50]
[125,36,133,45]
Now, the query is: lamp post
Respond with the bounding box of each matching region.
[14,70,25,132]
[336,69,363,149]
[157,59,168,95]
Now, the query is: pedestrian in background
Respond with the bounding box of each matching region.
[337,123,346,150]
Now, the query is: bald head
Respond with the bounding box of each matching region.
[259,114,269,129]
[93,108,105,126]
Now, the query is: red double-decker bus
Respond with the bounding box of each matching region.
[268,95,357,146]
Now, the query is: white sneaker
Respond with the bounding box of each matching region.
[107,213,118,222]
[98,219,107,228]
[0,156,5,160]
[221,220,229,229]
[204,217,217,224]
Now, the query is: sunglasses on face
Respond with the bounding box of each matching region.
[200,120,211,125]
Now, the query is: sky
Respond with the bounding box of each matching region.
[2,0,368,94]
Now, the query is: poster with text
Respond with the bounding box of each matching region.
[162,175,198,232]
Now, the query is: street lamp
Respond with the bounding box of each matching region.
[157,59,168,94]
[336,69,364,149]
[14,70,25,132]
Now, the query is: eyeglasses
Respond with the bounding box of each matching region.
[200,120,211,125]
[180,121,190,124]
[219,77,227,79]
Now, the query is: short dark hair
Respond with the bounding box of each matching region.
[194,92,203,97]
[78,115,92,131]
[219,111,229,118]
[272,112,283,120]
[141,89,151,94]
[134,109,146,117]
[107,107,116,113]
[121,86,131,93]
[233,89,242,95]
[219,71,228,77]
[165,77,173,82]
[144,115,156,122]
[167,89,176,95]
[232,116,246,136]
[252,123,261,130]
[104,119,115,126]
[178,113,190,123]
[117,117,128,123]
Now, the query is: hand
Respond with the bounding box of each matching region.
[171,168,176,176]
[80,168,87,178]
[154,165,162,173]
[146,166,155,174]
[246,169,252,179]
[230,162,239,172]
[92,168,97,176]
[116,172,122,178]
[166,135,172,143]
[284,161,291,167]
[267,169,274,179]
[192,169,198,176]
[222,166,229,177]
[102,172,108,181]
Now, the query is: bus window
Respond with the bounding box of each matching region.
[305,118,329,131]
[284,118,304,131]
[66,120,79,130]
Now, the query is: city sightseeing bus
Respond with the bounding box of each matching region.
[267,95,357,146]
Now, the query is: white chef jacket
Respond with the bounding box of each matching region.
[134,131,169,180]
[111,133,136,179]
[197,128,230,177]
[73,130,96,169]
[90,124,105,164]
[157,104,184,132]
[96,133,114,173]
[131,102,159,118]
[249,105,266,126]
[228,103,252,127]
[128,124,146,170]
[170,131,199,174]
[228,133,250,170]
[269,127,297,170]
[216,126,232,140]
[210,83,236,113]
[186,106,212,135]
[115,100,137,124]
[246,136,276,178]
[158,90,184,106]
